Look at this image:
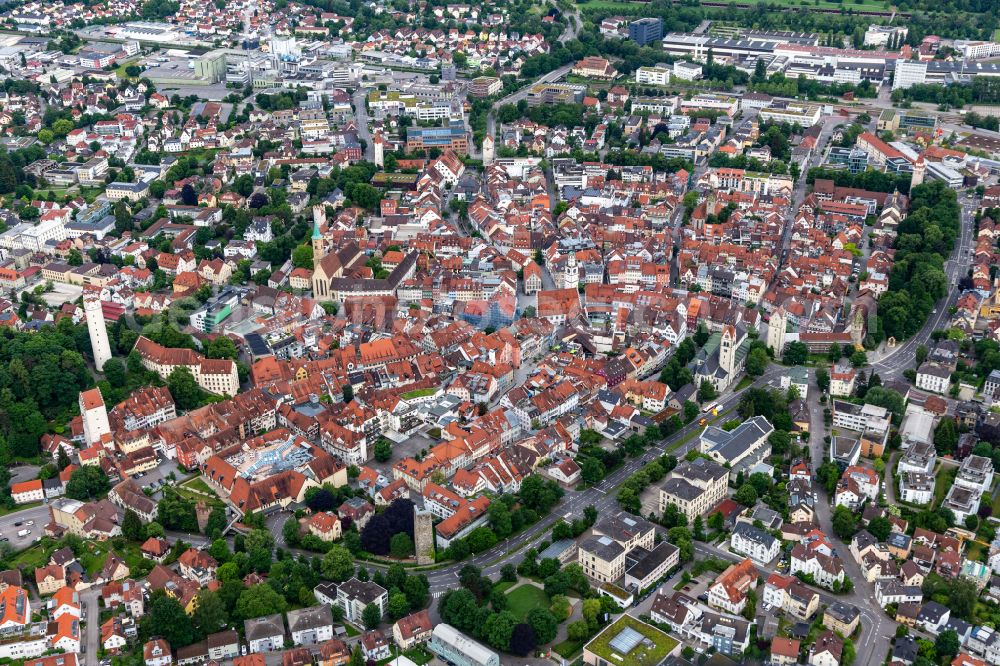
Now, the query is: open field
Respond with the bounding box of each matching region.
[577,0,894,12]
[505,584,551,620]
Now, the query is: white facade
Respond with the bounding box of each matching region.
[80,389,111,446]
[636,66,671,86]
[84,292,113,372]
[893,60,928,90]
[0,217,67,252]
[916,364,950,394]
[673,61,703,81]
[730,525,780,564]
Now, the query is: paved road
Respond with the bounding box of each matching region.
[80,586,99,666]
[485,63,574,144]
[805,375,895,666]
[872,191,978,379]
[352,88,374,161]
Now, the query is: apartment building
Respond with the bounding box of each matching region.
[577,514,655,584]
[659,457,729,521]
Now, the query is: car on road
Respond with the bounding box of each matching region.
[24,521,32,526]
[13,522,21,527]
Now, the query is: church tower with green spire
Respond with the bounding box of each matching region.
[311,204,326,261]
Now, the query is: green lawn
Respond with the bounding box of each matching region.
[991,487,1000,516]
[994,28,1000,41]
[493,580,516,593]
[505,584,551,620]
[586,616,678,666]
[79,545,109,577]
[402,388,437,400]
[553,639,583,659]
[933,466,958,508]
[343,624,360,637]
[401,647,434,665]
[967,540,986,563]
[10,538,58,571]
[181,477,217,496]
[575,0,644,9]
[576,0,891,9]
[701,0,891,8]
[113,58,141,79]
[175,483,225,507]
[0,501,42,517]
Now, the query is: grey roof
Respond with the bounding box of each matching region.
[661,477,702,501]
[245,614,285,641]
[672,457,729,484]
[206,630,238,648]
[594,514,654,544]
[287,605,333,633]
[580,534,625,562]
[732,522,778,550]
[626,542,679,581]
[893,636,918,662]
[338,578,387,604]
[918,601,950,624]
[825,601,859,624]
[700,416,774,464]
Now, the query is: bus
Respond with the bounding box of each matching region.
[703,402,720,416]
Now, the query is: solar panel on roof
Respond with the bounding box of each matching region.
[609,627,644,655]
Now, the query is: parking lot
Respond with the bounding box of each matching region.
[17,281,83,308]
[369,432,438,476]
[0,504,50,548]
[136,457,182,499]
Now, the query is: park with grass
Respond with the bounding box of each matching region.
[505,583,551,620]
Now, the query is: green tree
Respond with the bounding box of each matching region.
[103,357,126,387]
[567,620,590,641]
[388,591,410,619]
[933,418,958,455]
[816,368,830,393]
[206,336,238,360]
[580,456,605,484]
[935,630,960,659]
[291,244,314,270]
[192,589,228,635]
[146,593,195,647]
[734,483,758,506]
[235,583,287,620]
[783,341,808,366]
[698,380,718,402]
[484,610,517,651]
[746,347,769,377]
[121,509,144,541]
[168,366,202,409]
[832,505,858,540]
[867,516,892,541]
[65,466,110,501]
[527,608,558,645]
[204,507,227,538]
[321,545,355,581]
[390,532,414,559]
[362,601,382,629]
[373,439,392,462]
